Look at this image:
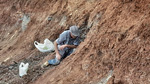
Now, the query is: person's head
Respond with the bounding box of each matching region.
[69,25,80,38]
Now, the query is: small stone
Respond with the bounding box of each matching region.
[48,17,52,21]
[9,66,13,69]
[82,64,89,70]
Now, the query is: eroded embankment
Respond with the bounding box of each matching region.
[0,0,150,84]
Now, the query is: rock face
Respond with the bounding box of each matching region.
[0,0,150,84]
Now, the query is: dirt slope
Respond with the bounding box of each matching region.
[0,0,150,84]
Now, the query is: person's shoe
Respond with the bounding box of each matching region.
[41,61,49,69]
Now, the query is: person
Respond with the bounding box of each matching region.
[41,25,80,68]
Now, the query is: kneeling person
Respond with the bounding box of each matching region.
[42,26,80,68]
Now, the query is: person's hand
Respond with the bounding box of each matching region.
[59,45,67,50]
[56,53,61,60]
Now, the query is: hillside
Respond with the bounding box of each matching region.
[0,0,150,84]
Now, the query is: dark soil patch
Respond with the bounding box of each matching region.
[0,52,54,84]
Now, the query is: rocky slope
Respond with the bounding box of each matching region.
[0,0,150,84]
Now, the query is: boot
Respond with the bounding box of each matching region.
[41,61,49,69]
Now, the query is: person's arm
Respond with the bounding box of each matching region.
[66,45,77,48]
[59,44,77,50]
[54,31,68,60]
[54,40,61,60]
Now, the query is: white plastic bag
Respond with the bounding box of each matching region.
[34,38,55,53]
[19,62,29,77]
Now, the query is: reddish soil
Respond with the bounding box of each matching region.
[0,0,150,84]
